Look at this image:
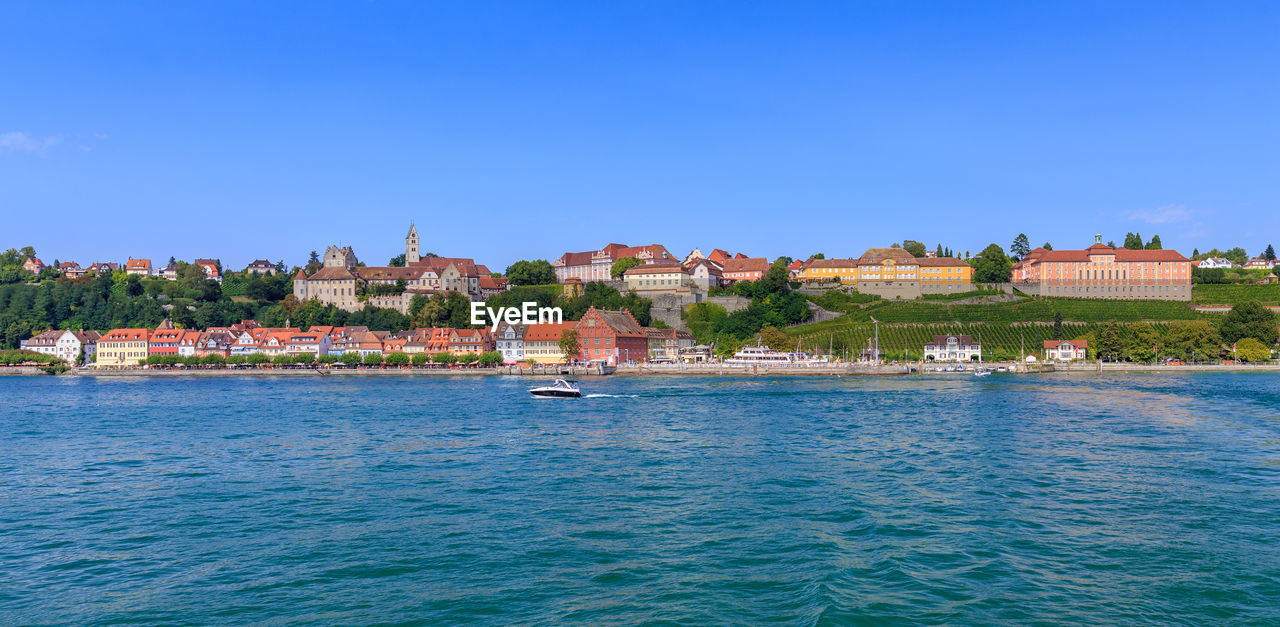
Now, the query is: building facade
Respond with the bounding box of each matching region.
[553,243,676,283]
[575,307,648,365]
[1044,339,1089,361]
[1010,236,1191,301]
[924,334,982,362]
[97,329,151,367]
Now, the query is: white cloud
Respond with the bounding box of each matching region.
[0,131,64,154]
[1122,204,1195,225]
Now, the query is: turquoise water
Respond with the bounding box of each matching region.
[1,373,1278,624]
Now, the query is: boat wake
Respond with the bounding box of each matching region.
[583,393,639,398]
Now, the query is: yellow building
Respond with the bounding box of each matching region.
[523,322,576,364]
[96,328,150,367]
[796,248,973,297]
[796,258,860,284]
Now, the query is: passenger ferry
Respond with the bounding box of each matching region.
[724,344,831,366]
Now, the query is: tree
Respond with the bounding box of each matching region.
[1123,232,1144,250]
[610,257,642,279]
[902,240,927,258]
[272,354,293,366]
[1125,323,1162,362]
[1235,338,1272,363]
[1145,234,1162,250]
[362,352,383,366]
[505,259,557,286]
[935,244,943,257]
[559,329,581,362]
[761,259,791,295]
[971,244,1011,283]
[384,352,410,366]
[1042,242,1053,251]
[1192,248,1200,258]
[1224,247,1249,266]
[1219,301,1278,345]
[1165,320,1222,362]
[1265,244,1277,261]
[757,325,789,350]
[1094,322,1124,361]
[478,351,503,366]
[458,352,480,365]
[810,253,826,260]
[411,352,430,366]
[388,254,406,267]
[247,353,271,366]
[432,351,457,365]
[1052,312,1063,340]
[339,352,361,366]
[1010,233,1031,260]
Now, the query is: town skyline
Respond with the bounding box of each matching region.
[3,2,1278,268]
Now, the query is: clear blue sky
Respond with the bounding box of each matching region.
[2,1,1278,270]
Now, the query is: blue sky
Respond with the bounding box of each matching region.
[2,1,1278,270]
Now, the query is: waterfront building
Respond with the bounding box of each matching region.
[448,328,494,354]
[125,258,151,276]
[1044,339,1089,361]
[22,329,99,364]
[923,334,982,362]
[644,327,696,362]
[622,263,694,298]
[575,306,648,365]
[522,322,577,364]
[552,243,677,283]
[720,257,770,284]
[148,320,184,358]
[177,330,201,357]
[97,328,151,367]
[494,323,527,364]
[23,257,46,274]
[1010,235,1191,301]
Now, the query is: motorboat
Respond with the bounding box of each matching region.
[529,379,582,398]
[974,368,991,377]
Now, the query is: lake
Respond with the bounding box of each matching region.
[1,373,1278,623]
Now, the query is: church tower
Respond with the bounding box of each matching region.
[406,222,420,264]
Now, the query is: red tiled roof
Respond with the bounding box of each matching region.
[721,257,770,274]
[1044,339,1088,348]
[524,322,576,342]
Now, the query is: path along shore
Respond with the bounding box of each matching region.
[3,362,1279,377]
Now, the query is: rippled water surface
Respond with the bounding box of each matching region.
[2,373,1279,624]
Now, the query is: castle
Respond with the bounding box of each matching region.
[293,223,504,313]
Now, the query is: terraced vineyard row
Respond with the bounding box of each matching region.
[833,296,1203,324]
[1191,283,1280,305]
[788,321,1172,360]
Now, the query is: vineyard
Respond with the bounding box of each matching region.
[786,321,1172,361]
[825,296,1204,324]
[1192,283,1280,305]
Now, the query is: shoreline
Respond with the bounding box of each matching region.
[3,363,1278,377]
